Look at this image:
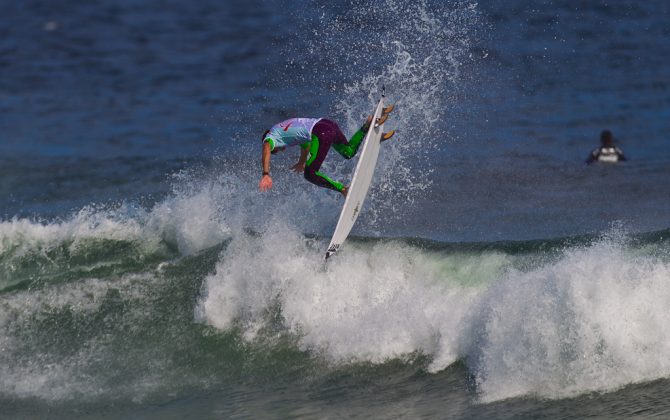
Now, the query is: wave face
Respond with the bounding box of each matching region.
[0,179,232,402]
[2,173,670,406]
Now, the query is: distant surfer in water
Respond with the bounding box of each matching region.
[586,130,627,164]
[258,111,393,196]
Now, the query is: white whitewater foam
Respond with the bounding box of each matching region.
[197,226,670,402]
[0,175,234,264]
[0,207,145,257]
[147,176,233,255]
[196,219,490,366]
[470,235,670,402]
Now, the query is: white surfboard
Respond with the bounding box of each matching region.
[325,96,386,259]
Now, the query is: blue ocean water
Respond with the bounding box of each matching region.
[1,0,670,418]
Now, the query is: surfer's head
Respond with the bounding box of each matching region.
[600,130,614,147]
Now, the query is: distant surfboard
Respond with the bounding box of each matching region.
[325,95,386,259]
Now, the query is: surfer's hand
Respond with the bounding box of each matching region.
[259,175,273,192]
[341,186,348,197]
[290,162,305,173]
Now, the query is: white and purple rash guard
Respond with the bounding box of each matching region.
[264,118,321,151]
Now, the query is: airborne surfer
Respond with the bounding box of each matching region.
[258,107,394,197]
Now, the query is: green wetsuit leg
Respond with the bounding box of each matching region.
[304,135,344,192]
[332,128,366,159]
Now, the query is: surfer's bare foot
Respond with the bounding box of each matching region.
[341,186,348,197]
[362,115,373,132]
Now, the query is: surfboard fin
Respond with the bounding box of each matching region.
[325,243,340,260]
[381,130,396,142]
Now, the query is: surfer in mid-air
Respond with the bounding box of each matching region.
[258,107,394,196]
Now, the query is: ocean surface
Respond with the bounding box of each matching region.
[1,0,670,418]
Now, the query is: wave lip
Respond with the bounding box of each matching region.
[0,178,234,291]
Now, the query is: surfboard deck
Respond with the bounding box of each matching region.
[325,96,387,259]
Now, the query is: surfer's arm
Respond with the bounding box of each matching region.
[585,149,599,165]
[259,141,273,191]
[616,147,627,161]
[291,146,309,173]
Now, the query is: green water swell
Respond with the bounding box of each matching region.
[0,237,177,293]
[0,237,330,404]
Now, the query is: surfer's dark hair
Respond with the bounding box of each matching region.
[600,130,613,146]
[261,130,270,142]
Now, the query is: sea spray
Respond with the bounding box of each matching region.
[272,0,480,228]
[333,0,479,228]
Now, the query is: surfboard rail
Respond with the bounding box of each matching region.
[325,95,386,259]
